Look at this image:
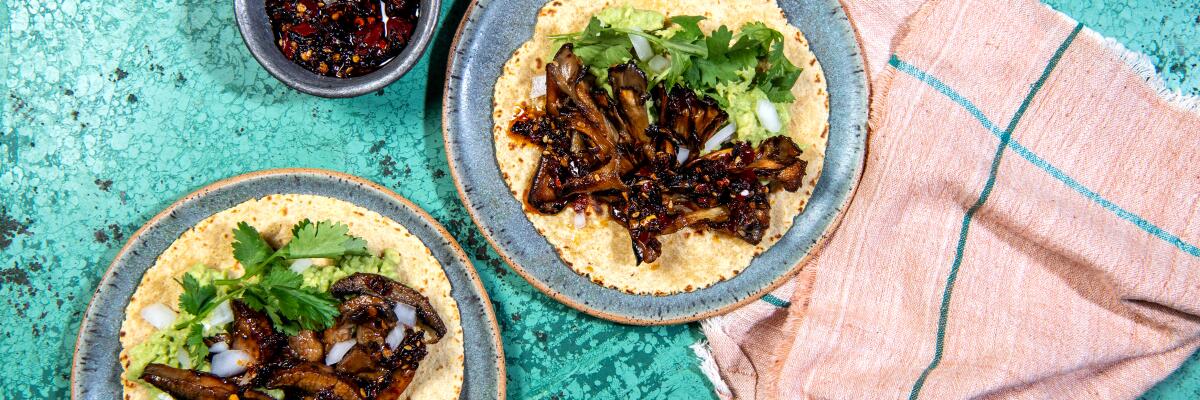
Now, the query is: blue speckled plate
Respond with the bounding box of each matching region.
[71,169,506,399]
[443,0,868,324]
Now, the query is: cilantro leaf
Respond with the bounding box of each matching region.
[184,323,208,366]
[280,220,368,259]
[260,264,305,287]
[176,218,369,337]
[232,222,273,275]
[553,11,801,118]
[185,323,205,349]
[241,267,339,336]
[706,25,733,60]
[758,40,802,102]
[730,22,780,53]
[665,15,705,42]
[178,273,217,315]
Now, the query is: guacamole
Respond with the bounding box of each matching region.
[718,83,791,147]
[595,6,665,32]
[300,249,405,292]
[125,265,226,397]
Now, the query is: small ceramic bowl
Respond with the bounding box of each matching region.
[234,0,440,98]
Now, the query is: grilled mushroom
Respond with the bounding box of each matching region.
[508,47,809,264]
[330,273,446,343]
[267,362,364,400]
[287,329,325,363]
[140,363,274,400]
[339,294,395,323]
[373,330,428,400]
[654,85,729,150]
[608,61,654,159]
[228,301,284,387]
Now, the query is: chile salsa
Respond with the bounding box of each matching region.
[267,0,419,78]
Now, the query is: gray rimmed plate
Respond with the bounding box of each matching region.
[71,169,505,399]
[443,1,868,324]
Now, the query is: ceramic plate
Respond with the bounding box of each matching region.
[443,0,868,324]
[71,169,506,399]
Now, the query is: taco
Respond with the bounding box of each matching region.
[493,0,829,295]
[117,194,464,400]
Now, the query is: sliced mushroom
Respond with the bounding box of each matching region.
[335,345,389,384]
[287,329,325,363]
[608,61,654,159]
[321,318,355,356]
[748,136,807,191]
[335,318,396,385]
[654,85,729,149]
[140,363,274,400]
[228,300,284,387]
[338,294,395,323]
[330,273,446,343]
[266,362,363,400]
[373,330,428,400]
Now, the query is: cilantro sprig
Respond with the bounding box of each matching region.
[174,219,367,336]
[550,14,802,107]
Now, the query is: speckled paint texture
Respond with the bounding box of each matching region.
[0,0,1196,398]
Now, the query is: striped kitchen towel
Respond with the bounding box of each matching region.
[698,0,1200,398]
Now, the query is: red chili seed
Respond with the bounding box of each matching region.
[266,0,418,77]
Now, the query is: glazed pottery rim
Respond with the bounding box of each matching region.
[70,168,506,399]
[441,0,869,325]
[233,0,441,98]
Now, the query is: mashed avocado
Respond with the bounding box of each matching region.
[300,249,404,292]
[126,321,199,382]
[126,265,226,395]
[596,6,665,32]
[715,81,791,147]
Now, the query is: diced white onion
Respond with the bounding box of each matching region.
[211,350,253,377]
[385,326,407,349]
[177,348,193,369]
[647,54,670,74]
[289,258,317,274]
[573,211,586,229]
[675,147,691,164]
[209,341,229,354]
[325,339,357,366]
[756,98,782,133]
[628,34,653,61]
[140,303,177,330]
[202,300,234,331]
[157,393,173,400]
[530,74,547,98]
[702,123,737,153]
[393,302,417,328]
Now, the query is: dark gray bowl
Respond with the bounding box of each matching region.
[444,0,868,324]
[235,0,440,98]
[71,169,505,399]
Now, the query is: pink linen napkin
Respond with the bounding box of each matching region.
[698,0,1200,398]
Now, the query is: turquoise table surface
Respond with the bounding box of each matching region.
[0,0,1196,398]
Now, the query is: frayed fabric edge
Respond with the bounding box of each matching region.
[695,318,735,400]
[1042,4,1200,114]
[1093,31,1200,114]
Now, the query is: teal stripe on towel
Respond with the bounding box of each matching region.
[887,57,1006,135]
[761,294,791,308]
[906,23,1084,400]
[889,53,1200,258]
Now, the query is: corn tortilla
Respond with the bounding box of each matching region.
[492,0,829,295]
[118,194,465,400]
